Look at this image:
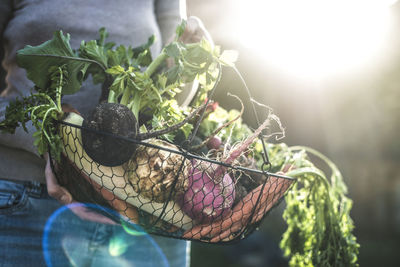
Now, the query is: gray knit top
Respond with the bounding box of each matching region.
[0,0,183,183]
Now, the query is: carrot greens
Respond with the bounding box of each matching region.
[197,105,359,266]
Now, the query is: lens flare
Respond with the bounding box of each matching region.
[121,220,148,236]
[43,203,169,267]
[109,235,130,257]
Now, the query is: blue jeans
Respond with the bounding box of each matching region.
[0,179,190,267]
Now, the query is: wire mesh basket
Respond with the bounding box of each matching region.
[50,114,294,244]
[49,64,294,243]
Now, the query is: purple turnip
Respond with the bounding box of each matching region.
[179,161,235,223]
[179,117,271,223]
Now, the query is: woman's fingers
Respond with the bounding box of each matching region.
[68,202,117,225]
[45,154,73,204]
[44,153,117,224]
[180,16,213,45]
[166,16,214,46]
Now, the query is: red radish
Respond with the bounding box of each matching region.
[207,136,222,150]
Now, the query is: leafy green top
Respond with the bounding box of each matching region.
[1,21,238,158]
[16,32,91,95]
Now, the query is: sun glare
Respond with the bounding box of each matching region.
[235,0,396,80]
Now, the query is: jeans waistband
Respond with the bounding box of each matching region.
[0,178,47,198]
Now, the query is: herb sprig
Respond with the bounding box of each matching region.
[0,66,66,159]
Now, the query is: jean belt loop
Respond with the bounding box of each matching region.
[26,181,45,198]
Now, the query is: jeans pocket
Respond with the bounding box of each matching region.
[0,180,29,215]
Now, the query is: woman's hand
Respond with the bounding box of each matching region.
[179,16,213,45]
[169,16,214,106]
[166,16,213,45]
[44,152,139,224]
[182,173,294,242]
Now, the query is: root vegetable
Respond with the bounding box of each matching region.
[124,137,236,224]
[126,139,190,203]
[82,103,138,167]
[180,162,235,223]
[61,112,194,230]
[179,116,271,223]
[207,136,222,150]
[81,101,208,167]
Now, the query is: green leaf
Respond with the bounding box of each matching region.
[97,27,108,47]
[186,45,210,63]
[79,40,108,68]
[106,65,125,75]
[131,35,155,57]
[91,69,106,84]
[130,93,142,120]
[150,84,162,102]
[166,62,183,85]
[164,43,182,59]
[107,45,129,67]
[180,123,193,139]
[219,50,239,67]
[16,31,91,95]
[135,49,152,66]
[109,74,125,97]
[157,75,167,90]
[175,20,187,39]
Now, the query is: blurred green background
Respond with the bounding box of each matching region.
[187,0,400,266]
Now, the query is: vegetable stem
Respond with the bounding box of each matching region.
[224,117,270,166]
[144,50,168,77]
[120,87,130,106]
[55,67,63,113]
[42,107,58,143]
[289,146,344,191]
[137,101,208,140]
[108,90,116,103]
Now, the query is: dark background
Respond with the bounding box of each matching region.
[187,1,400,267]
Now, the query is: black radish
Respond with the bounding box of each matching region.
[82,103,138,166]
